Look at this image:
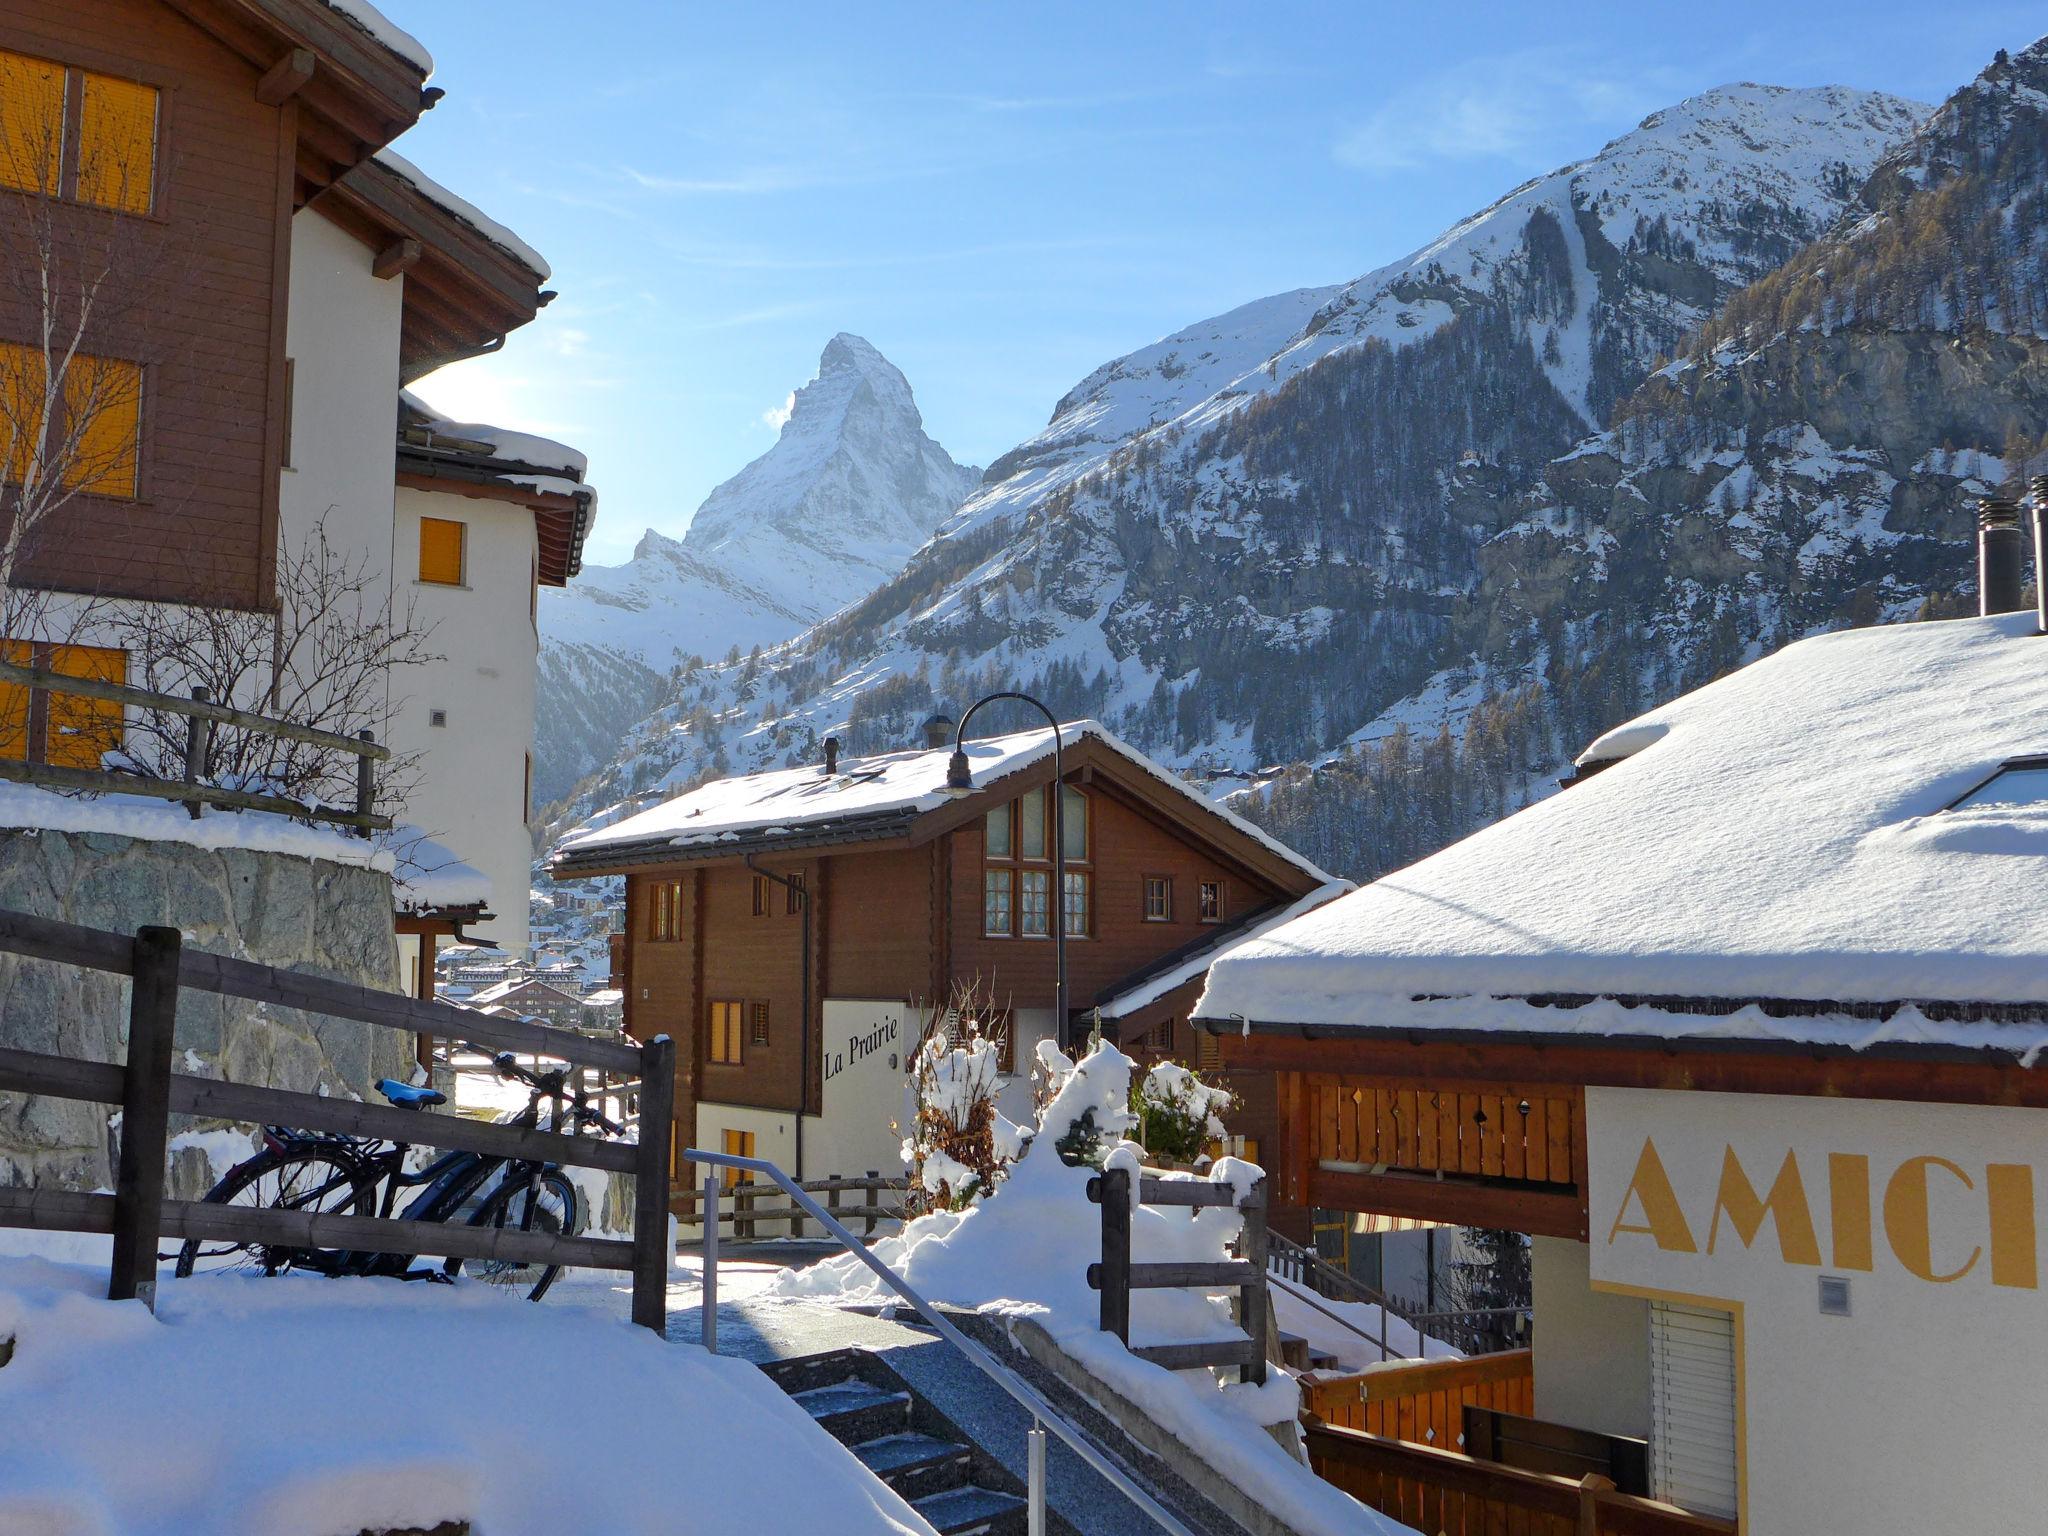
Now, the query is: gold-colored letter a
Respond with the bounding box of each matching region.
[1607,1137,1697,1253]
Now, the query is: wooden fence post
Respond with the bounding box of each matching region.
[109,925,181,1309]
[1578,1473,1614,1536]
[1096,1164,1131,1344]
[1239,1175,1269,1385]
[181,687,210,820]
[864,1169,879,1237]
[354,730,376,838]
[630,1033,675,1334]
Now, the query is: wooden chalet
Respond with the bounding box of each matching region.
[1195,590,2048,1534]
[549,718,1343,1208]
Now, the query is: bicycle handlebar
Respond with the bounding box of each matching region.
[470,1046,628,1137]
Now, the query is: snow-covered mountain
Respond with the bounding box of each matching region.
[533,335,979,802]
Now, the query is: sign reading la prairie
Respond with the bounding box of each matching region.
[1589,1087,2047,1293]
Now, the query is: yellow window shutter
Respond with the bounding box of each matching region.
[0,341,47,485]
[0,638,30,762]
[44,644,124,769]
[0,50,65,196]
[419,517,464,585]
[64,355,140,496]
[77,71,156,214]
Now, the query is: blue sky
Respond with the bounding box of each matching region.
[396,1,2038,566]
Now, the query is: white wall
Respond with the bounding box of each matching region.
[812,998,915,1181]
[387,483,538,955]
[1586,1086,2048,1534]
[1532,1235,1651,1440]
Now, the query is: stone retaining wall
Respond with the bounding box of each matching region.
[0,827,411,1193]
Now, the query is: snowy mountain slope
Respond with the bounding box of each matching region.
[540,80,1927,837]
[533,335,979,801]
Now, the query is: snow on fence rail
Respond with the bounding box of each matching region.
[0,657,392,832]
[0,908,676,1330]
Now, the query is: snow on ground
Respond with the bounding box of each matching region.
[0,1252,930,1536]
[768,1042,1412,1536]
[1268,1273,1460,1372]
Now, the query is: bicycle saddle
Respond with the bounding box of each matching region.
[375,1078,448,1108]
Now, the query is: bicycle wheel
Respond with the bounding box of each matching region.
[172,1143,373,1278]
[450,1169,579,1301]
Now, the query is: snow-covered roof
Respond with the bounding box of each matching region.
[372,149,550,280]
[1197,614,2048,1043]
[400,389,587,480]
[1095,881,1352,1021]
[553,720,1334,886]
[391,831,492,913]
[317,0,432,74]
[582,988,624,1007]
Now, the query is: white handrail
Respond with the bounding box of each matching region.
[681,1148,1199,1536]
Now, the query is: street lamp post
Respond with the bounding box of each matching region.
[944,692,1068,1044]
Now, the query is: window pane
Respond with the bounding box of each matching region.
[1062,871,1088,937]
[984,803,1011,858]
[65,355,140,497]
[1954,765,2048,811]
[77,71,157,214]
[1020,869,1050,936]
[1061,787,1087,861]
[983,868,1012,935]
[0,50,64,197]
[1200,881,1223,921]
[419,517,464,585]
[1020,788,1046,859]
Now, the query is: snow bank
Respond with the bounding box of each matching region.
[1268,1273,1461,1372]
[0,783,396,871]
[0,1257,928,1535]
[771,1041,1408,1536]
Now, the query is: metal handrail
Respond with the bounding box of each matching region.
[682,1148,1199,1536]
[1269,1264,1408,1365]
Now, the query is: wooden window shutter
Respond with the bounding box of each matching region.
[42,645,124,769]
[76,71,157,214]
[418,517,464,585]
[1197,1028,1220,1071]
[750,1001,769,1046]
[0,50,64,196]
[65,355,141,497]
[0,341,48,484]
[0,638,31,762]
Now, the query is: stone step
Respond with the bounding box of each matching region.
[790,1376,912,1445]
[852,1430,975,1502]
[912,1483,1029,1536]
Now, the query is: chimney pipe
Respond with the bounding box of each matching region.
[821,736,840,776]
[2033,476,2048,635]
[1978,497,2026,617]
[920,711,955,751]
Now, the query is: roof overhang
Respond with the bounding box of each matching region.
[162,0,431,202]
[313,155,551,381]
[550,808,923,879]
[395,450,592,584]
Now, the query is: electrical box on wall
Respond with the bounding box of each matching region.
[1818,1275,1852,1316]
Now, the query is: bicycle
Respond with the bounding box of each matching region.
[172,1049,624,1302]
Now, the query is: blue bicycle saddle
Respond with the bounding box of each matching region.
[375,1078,448,1108]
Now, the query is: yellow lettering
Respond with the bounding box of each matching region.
[1884,1155,1980,1283]
[1709,1147,1821,1265]
[1607,1137,1696,1253]
[1986,1163,2038,1290]
[1827,1153,1873,1271]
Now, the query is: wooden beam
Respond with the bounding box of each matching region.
[256,47,316,106]
[1308,1165,1587,1241]
[373,236,423,279]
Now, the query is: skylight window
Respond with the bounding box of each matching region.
[1948,758,2048,812]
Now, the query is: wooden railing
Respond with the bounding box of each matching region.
[0,658,390,832]
[1308,1074,1581,1186]
[1306,1420,1736,1536]
[672,1173,909,1241]
[1087,1167,1269,1384]
[1303,1348,1535,1449]
[0,909,676,1331]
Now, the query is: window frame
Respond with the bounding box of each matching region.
[784,871,804,916]
[1199,880,1225,924]
[750,873,769,917]
[1061,869,1090,939]
[749,1000,770,1047]
[983,866,1014,937]
[1143,875,1172,923]
[707,999,744,1066]
[1019,867,1051,938]
[648,879,683,942]
[0,48,165,218]
[417,515,466,587]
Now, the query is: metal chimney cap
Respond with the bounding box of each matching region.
[821,736,841,776]
[1979,496,2022,530]
[920,711,956,750]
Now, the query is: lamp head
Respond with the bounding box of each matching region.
[944,748,974,796]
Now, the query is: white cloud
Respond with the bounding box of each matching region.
[761,392,796,431]
[1335,48,1684,174]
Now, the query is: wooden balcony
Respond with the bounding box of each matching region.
[1301,1074,1588,1238]
[1301,1353,1734,1535]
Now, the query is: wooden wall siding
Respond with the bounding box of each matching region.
[622,869,701,1175]
[825,843,932,1003]
[0,0,290,610]
[944,782,1290,1011]
[1305,1349,1536,1447]
[692,859,812,1115]
[1309,1074,1581,1188]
